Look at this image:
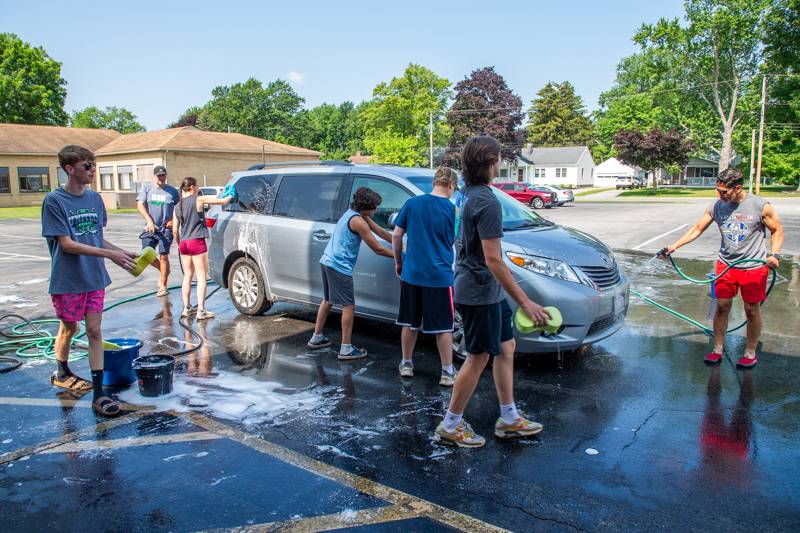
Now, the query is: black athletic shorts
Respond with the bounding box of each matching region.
[396,282,454,334]
[457,300,513,357]
[321,264,355,306]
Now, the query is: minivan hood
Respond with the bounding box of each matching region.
[502,224,614,267]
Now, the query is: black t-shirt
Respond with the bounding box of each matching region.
[454,184,504,305]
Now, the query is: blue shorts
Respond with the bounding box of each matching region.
[457,300,513,357]
[141,228,173,255]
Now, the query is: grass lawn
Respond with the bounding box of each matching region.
[0,206,138,219]
[575,187,615,197]
[619,186,798,198]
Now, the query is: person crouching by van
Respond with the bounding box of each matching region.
[392,166,459,386]
[307,187,394,360]
[172,177,233,320]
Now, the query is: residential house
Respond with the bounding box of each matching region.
[661,156,719,186]
[594,157,646,187]
[498,145,595,187]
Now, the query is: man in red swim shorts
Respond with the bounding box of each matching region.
[663,169,784,369]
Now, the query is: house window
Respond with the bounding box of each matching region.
[57,167,68,186]
[499,168,508,178]
[136,164,154,192]
[554,167,567,178]
[117,165,133,190]
[18,167,50,193]
[555,168,561,178]
[534,168,544,179]
[517,169,524,181]
[99,166,114,190]
[0,167,9,193]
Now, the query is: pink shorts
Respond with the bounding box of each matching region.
[178,238,207,256]
[51,289,105,322]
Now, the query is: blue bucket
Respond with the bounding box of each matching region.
[103,338,143,386]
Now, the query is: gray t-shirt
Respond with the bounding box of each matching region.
[454,184,505,305]
[137,182,180,227]
[174,195,209,241]
[41,187,112,294]
[711,194,768,270]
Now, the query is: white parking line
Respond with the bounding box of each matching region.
[0,233,42,241]
[632,224,689,250]
[0,251,50,261]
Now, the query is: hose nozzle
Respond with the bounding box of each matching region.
[656,247,670,259]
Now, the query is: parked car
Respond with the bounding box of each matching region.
[200,186,224,210]
[615,177,642,190]
[207,163,629,354]
[535,184,574,206]
[492,182,555,209]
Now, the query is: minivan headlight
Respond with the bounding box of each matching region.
[505,252,580,284]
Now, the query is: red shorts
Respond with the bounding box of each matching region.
[714,260,768,303]
[178,238,207,256]
[50,289,105,322]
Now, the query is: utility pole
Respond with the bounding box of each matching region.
[429,111,434,169]
[755,75,767,195]
[749,129,756,193]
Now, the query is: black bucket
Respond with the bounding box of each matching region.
[132,355,175,397]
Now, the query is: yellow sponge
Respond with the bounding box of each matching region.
[131,246,157,277]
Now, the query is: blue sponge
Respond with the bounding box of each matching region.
[220,184,238,201]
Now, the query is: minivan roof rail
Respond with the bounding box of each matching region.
[246,160,353,171]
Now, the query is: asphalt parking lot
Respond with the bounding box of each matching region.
[1,202,799,531]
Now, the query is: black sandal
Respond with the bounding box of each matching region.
[92,396,121,417]
[50,372,93,394]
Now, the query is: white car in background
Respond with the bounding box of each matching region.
[536,185,574,206]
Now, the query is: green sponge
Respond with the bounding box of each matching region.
[514,306,563,334]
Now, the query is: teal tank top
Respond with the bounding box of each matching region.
[320,209,362,275]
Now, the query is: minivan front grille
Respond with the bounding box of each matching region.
[587,314,617,336]
[578,265,620,289]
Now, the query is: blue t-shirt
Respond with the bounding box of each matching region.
[137,182,180,227]
[41,187,112,294]
[395,194,455,288]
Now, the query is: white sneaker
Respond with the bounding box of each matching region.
[196,309,215,320]
[398,361,414,378]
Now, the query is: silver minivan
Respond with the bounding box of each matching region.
[207,162,629,354]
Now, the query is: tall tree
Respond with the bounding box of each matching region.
[0,33,67,125]
[362,64,451,166]
[613,128,695,190]
[444,67,524,169]
[304,101,362,160]
[197,78,306,145]
[526,81,594,147]
[169,106,202,128]
[70,106,145,133]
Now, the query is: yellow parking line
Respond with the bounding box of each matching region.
[181,412,509,533]
[40,431,222,454]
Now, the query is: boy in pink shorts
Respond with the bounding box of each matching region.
[41,145,137,416]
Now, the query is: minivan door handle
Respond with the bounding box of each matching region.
[312,230,331,241]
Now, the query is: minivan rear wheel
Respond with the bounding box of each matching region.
[228,257,272,316]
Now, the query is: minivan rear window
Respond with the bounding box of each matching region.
[227,174,278,214]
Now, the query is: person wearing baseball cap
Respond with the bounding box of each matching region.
[136,165,180,296]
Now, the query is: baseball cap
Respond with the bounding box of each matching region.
[154,165,167,175]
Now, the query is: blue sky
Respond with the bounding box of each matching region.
[3,0,685,131]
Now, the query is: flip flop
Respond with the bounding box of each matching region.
[92,396,121,417]
[50,372,93,393]
[156,288,169,297]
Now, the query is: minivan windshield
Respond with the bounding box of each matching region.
[404,175,551,231]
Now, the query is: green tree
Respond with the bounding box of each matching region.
[526,81,594,147]
[168,106,202,128]
[614,128,695,190]
[362,64,451,166]
[303,102,362,160]
[0,33,67,125]
[197,78,306,145]
[70,106,145,133]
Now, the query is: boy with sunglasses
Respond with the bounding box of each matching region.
[661,168,784,368]
[41,145,138,416]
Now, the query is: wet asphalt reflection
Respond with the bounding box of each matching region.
[1,251,799,531]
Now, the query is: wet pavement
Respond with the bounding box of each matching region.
[2,249,799,531]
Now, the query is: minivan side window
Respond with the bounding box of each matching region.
[273,174,344,222]
[226,174,279,214]
[350,176,413,230]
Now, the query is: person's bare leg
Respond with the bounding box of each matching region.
[181,253,194,308]
[493,339,515,405]
[401,327,418,363]
[194,254,208,311]
[159,255,170,290]
[54,321,78,368]
[447,353,489,415]
[314,301,333,335]
[84,312,104,372]
[712,298,732,353]
[742,301,762,358]
[341,305,355,345]
[436,332,453,368]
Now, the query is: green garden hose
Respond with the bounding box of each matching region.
[630,255,776,336]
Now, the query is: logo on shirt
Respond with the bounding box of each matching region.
[149,193,171,206]
[68,208,99,236]
[722,220,748,247]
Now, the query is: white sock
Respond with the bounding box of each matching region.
[500,403,520,424]
[442,410,462,432]
[442,364,454,374]
[339,343,353,354]
[310,333,325,343]
[401,359,413,366]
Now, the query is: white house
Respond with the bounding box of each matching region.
[499,146,595,187]
[661,156,720,186]
[594,157,646,187]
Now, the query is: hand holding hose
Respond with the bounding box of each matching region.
[656,245,676,260]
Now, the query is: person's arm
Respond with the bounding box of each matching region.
[172,212,180,245]
[663,208,715,255]
[392,226,405,277]
[56,235,137,272]
[197,195,233,207]
[762,203,784,269]
[350,216,394,258]
[363,215,393,242]
[136,201,155,233]
[481,238,550,326]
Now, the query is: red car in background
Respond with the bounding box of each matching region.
[492,182,555,209]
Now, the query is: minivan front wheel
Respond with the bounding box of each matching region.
[531,197,545,209]
[228,257,272,315]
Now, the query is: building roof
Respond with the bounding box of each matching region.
[349,151,371,164]
[0,124,120,155]
[518,146,590,166]
[96,126,319,156]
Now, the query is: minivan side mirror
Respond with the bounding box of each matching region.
[387,212,399,229]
